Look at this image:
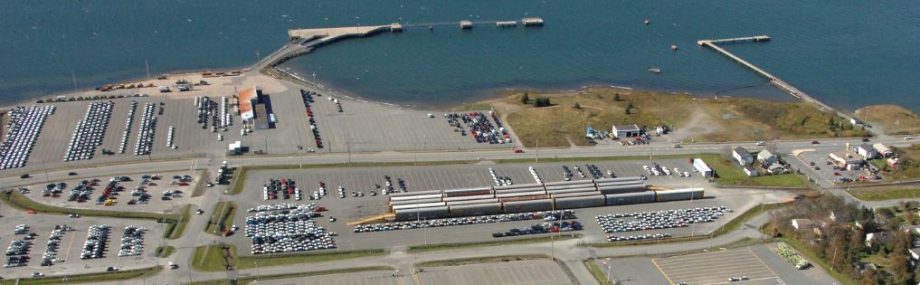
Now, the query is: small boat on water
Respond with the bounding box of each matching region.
[648,67,661,74]
[644,19,651,25]
[671,44,678,51]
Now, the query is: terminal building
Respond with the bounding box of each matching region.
[238,86,275,129]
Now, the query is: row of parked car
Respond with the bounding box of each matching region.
[262,178,302,201]
[41,225,74,266]
[353,210,577,233]
[5,224,35,267]
[447,112,512,144]
[0,105,55,169]
[489,167,513,186]
[244,203,336,254]
[595,206,730,234]
[643,163,691,178]
[134,103,158,156]
[492,221,583,238]
[117,226,146,257]
[300,89,324,149]
[606,232,672,242]
[80,224,111,259]
[117,101,138,154]
[65,101,113,161]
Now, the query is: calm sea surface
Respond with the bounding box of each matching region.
[1,0,918,111]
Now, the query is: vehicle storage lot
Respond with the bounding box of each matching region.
[0,208,165,279]
[226,160,785,253]
[417,259,574,285]
[18,171,200,213]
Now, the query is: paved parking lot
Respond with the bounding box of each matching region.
[16,170,201,213]
[652,247,779,285]
[225,159,782,253]
[794,149,875,186]
[254,270,399,285]
[417,259,574,285]
[0,208,166,279]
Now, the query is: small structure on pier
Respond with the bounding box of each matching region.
[459,20,473,30]
[496,21,517,27]
[390,23,403,33]
[522,17,544,27]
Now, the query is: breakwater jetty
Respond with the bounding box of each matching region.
[698,36,855,122]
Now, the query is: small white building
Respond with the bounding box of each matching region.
[767,163,787,175]
[865,232,891,247]
[743,166,758,177]
[829,151,863,170]
[611,124,642,139]
[855,143,878,160]
[732,147,754,166]
[909,248,920,261]
[757,149,778,165]
[692,158,713,177]
[873,143,894,158]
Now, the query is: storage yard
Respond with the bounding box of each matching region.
[224,159,779,253]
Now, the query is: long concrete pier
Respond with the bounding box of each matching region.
[698,36,853,121]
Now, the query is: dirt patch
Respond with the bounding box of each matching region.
[856,105,920,135]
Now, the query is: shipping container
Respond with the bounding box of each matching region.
[594,180,646,188]
[597,183,646,194]
[442,194,496,202]
[388,190,442,197]
[655,188,704,202]
[502,199,554,213]
[544,183,597,192]
[551,192,601,199]
[494,186,546,194]
[605,191,656,205]
[543,180,595,187]
[389,198,444,206]
[546,187,598,195]
[388,193,444,202]
[495,190,547,198]
[395,206,450,221]
[446,198,500,206]
[499,195,550,202]
[449,203,502,217]
[594,177,643,184]
[555,195,605,209]
[493,183,543,191]
[391,202,446,210]
[443,187,493,197]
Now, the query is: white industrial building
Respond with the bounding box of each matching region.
[873,143,893,158]
[855,143,878,160]
[238,86,260,123]
[692,158,713,177]
[611,124,642,139]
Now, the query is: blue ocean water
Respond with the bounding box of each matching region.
[1,0,918,112]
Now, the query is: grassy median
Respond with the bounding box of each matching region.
[0,266,162,285]
[205,201,236,235]
[0,191,190,239]
[191,244,386,272]
[698,154,809,188]
[847,188,920,201]
[416,254,548,267]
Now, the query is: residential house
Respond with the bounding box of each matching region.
[873,143,894,158]
[733,147,754,166]
[757,149,778,166]
[791,219,815,231]
[865,231,891,248]
[855,143,878,160]
[743,166,758,177]
[767,162,788,175]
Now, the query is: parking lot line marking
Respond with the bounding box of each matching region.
[650,258,676,285]
[64,229,76,262]
[749,247,779,278]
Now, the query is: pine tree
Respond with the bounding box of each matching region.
[521,92,530,105]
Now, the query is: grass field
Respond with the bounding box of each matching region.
[584,260,611,285]
[856,105,920,135]
[205,201,236,235]
[874,144,920,181]
[0,191,190,239]
[480,88,868,147]
[0,266,162,285]
[847,188,920,201]
[155,246,176,258]
[407,234,581,253]
[698,154,809,188]
[191,244,386,272]
[187,266,395,285]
